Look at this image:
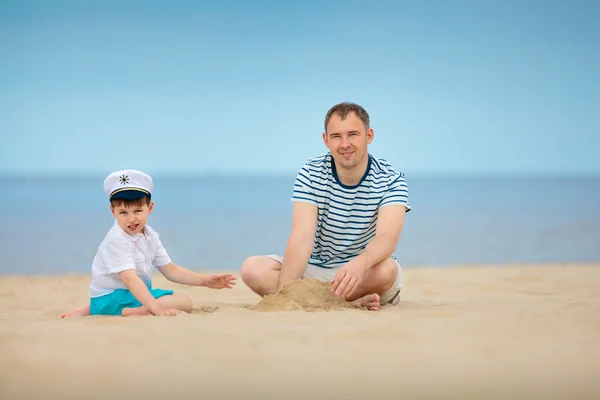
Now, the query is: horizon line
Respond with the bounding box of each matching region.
[1,170,599,180]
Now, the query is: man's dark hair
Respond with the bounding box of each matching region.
[324,102,370,132]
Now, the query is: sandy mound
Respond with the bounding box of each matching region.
[253,278,363,312]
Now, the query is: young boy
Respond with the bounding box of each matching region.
[61,169,236,318]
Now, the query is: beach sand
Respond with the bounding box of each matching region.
[1,264,599,400]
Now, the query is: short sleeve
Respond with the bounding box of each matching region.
[101,236,136,274]
[152,238,171,267]
[380,172,411,211]
[291,165,317,205]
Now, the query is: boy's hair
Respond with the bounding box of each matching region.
[110,196,151,209]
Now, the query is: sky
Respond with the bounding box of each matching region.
[1,0,598,177]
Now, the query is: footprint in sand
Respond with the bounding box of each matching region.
[191,306,220,314]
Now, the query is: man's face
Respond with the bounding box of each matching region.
[322,112,374,171]
[110,201,154,235]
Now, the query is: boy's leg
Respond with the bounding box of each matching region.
[122,291,193,317]
[61,305,91,318]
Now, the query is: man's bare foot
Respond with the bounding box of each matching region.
[122,307,152,317]
[60,306,90,318]
[351,293,381,311]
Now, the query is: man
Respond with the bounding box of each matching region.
[241,102,410,311]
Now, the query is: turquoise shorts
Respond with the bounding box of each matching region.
[90,287,174,316]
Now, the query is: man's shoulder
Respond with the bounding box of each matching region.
[368,154,406,181]
[297,153,332,182]
[302,153,331,170]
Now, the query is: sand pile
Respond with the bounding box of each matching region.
[253,278,362,312]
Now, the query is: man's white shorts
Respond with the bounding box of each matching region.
[266,255,403,306]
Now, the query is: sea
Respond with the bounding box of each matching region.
[1,174,599,275]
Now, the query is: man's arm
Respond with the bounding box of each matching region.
[354,204,407,270]
[331,204,406,298]
[277,202,318,291]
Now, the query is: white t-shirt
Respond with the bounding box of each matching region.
[89,221,172,298]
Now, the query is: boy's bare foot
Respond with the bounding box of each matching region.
[122,307,152,317]
[60,306,90,318]
[351,293,381,311]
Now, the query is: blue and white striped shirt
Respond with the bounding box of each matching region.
[292,153,411,269]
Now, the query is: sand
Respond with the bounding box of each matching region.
[252,278,361,312]
[1,264,600,399]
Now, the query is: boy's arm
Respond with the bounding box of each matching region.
[156,262,207,286]
[151,235,212,286]
[119,269,166,315]
[156,262,236,288]
[277,202,318,291]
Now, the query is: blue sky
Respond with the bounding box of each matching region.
[1,0,598,177]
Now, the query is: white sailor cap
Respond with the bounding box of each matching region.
[104,169,153,201]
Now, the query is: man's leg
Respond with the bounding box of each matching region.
[240,255,282,296]
[122,291,193,317]
[303,257,401,311]
[242,254,401,311]
[347,257,401,310]
[347,257,400,299]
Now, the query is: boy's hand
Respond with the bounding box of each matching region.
[205,273,237,289]
[154,308,179,316]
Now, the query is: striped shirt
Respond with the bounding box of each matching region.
[292,152,411,269]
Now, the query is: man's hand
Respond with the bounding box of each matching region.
[331,261,368,299]
[331,204,407,299]
[205,273,237,289]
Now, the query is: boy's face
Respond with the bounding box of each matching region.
[110,201,154,235]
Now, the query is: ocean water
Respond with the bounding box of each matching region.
[1,175,599,275]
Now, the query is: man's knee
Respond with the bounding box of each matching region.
[363,258,398,292]
[240,255,281,296]
[240,255,263,284]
